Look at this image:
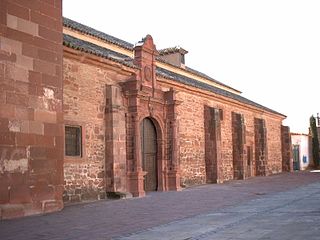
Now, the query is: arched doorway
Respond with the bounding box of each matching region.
[140,118,158,191]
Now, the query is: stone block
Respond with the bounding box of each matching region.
[0,204,24,219]
[16,107,34,121]
[34,109,57,123]
[44,122,62,136]
[0,103,15,118]
[27,84,38,96]
[31,158,57,173]
[0,118,10,132]
[5,63,29,83]
[7,2,29,21]
[37,34,62,51]
[30,10,59,31]
[29,121,44,135]
[9,185,32,204]
[42,200,63,213]
[16,132,36,146]
[33,59,56,75]
[1,36,22,55]
[38,1,61,21]
[7,14,39,36]
[6,92,29,106]
[0,50,16,62]
[30,146,46,159]
[0,132,15,145]
[54,0,62,10]
[28,70,42,85]
[6,28,34,48]
[35,135,55,147]
[39,26,61,44]
[22,43,38,59]
[30,181,55,201]
[0,184,9,204]
[16,55,34,70]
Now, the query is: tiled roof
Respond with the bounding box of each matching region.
[159,46,188,55]
[62,19,284,117]
[155,56,239,93]
[185,66,241,93]
[156,67,285,117]
[63,34,137,68]
[63,18,240,93]
[63,17,134,50]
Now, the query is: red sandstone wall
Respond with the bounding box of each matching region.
[220,107,233,181]
[0,0,63,219]
[62,49,285,194]
[242,111,255,177]
[265,117,282,174]
[63,55,131,202]
[175,90,284,186]
[281,126,292,171]
[176,92,206,186]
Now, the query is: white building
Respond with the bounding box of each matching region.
[291,133,312,170]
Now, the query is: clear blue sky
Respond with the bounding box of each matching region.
[63,0,320,133]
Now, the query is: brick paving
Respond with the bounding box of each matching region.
[1,171,320,240]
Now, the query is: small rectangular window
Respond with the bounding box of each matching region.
[65,126,82,157]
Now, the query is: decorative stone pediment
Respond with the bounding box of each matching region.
[133,35,159,90]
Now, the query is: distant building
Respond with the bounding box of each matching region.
[317,113,320,144]
[291,133,312,170]
[0,1,292,219]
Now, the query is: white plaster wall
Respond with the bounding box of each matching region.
[291,135,311,170]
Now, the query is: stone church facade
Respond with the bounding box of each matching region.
[62,18,292,201]
[0,1,292,219]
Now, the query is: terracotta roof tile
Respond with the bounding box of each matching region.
[62,19,285,117]
[156,67,285,117]
[63,17,239,91]
[63,17,134,50]
[63,34,137,69]
[159,46,188,55]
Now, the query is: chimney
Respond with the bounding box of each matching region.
[158,46,188,69]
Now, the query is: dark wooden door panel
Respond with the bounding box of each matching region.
[144,154,157,191]
[141,118,157,191]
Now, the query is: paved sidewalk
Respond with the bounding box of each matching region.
[115,179,320,239]
[1,171,320,240]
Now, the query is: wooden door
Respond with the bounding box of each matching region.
[141,118,157,191]
[293,145,300,170]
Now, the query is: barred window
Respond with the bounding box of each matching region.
[65,126,82,157]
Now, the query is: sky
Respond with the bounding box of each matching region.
[63,0,320,134]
